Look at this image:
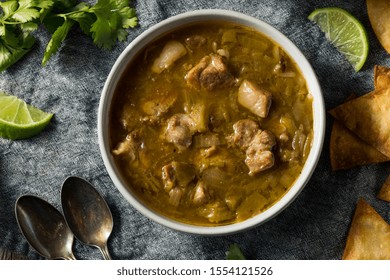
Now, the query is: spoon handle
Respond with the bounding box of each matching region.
[98,244,112,260]
[61,253,77,260]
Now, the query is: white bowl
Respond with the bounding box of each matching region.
[98,9,325,235]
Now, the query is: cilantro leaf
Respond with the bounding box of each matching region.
[11,8,40,22]
[20,22,39,32]
[67,3,95,36]
[34,0,55,10]
[0,0,53,71]
[90,12,117,49]
[0,32,35,72]
[0,0,138,71]
[3,25,22,47]
[0,1,19,19]
[89,0,137,49]
[0,26,5,37]
[119,7,138,28]
[226,244,246,260]
[8,0,53,22]
[68,11,95,36]
[42,19,74,66]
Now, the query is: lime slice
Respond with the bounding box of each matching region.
[308,7,369,71]
[0,91,53,139]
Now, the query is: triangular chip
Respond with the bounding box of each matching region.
[367,0,390,54]
[329,87,390,158]
[378,175,390,202]
[343,199,390,260]
[374,65,390,90]
[330,119,389,170]
[330,94,389,170]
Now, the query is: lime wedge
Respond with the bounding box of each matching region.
[308,7,369,71]
[0,91,53,139]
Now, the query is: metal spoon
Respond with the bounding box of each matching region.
[61,176,113,260]
[15,195,76,260]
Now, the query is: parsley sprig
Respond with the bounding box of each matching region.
[0,0,138,71]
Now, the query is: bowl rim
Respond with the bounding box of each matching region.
[98,9,326,235]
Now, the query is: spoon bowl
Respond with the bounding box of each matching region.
[61,176,113,260]
[15,195,76,260]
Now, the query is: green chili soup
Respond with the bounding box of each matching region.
[109,21,313,226]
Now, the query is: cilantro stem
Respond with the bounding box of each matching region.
[54,10,87,18]
[1,21,25,25]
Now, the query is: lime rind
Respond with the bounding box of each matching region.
[308,7,369,71]
[27,104,52,122]
[0,91,53,139]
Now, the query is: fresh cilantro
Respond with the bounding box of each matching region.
[89,0,138,49]
[66,3,94,36]
[0,0,138,71]
[226,244,246,260]
[0,32,35,72]
[42,19,74,66]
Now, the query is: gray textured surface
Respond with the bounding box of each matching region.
[0,0,389,260]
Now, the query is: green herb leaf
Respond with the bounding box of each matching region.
[0,32,35,72]
[20,22,39,32]
[68,8,95,36]
[42,19,74,66]
[35,0,55,10]
[119,7,138,28]
[226,244,246,260]
[0,1,19,19]
[3,25,21,47]
[68,12,94,35]
[117,28,128,42]
[89,0,137,49]
[90,14,115,49]
[0,0,138,71]
[0,26,6,37]
[11,8,40,22]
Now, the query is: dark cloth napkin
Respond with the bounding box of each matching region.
[0,0,389,260]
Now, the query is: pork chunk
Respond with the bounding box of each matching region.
[168,187,183,207]
[185,56,209,89]
[238,80,272,118]
[185,54,234,91]
[164,114,196,151]
[192,180,211,206]
[245,150,274,175]
[251,130,276,151]
[161,161,196,192]
[231,119,259,150]
[245,130,276,175]
[112,130,140,161]
[151,40,187,74]
[230,120,276,175]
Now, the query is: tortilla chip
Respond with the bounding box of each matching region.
[367,0,390,54]
[378,175,390,202]
[343,199,390,260]
[330,119,389,170]
[329,87,390,158]
[374,65,390,89]
[330,94,389,170]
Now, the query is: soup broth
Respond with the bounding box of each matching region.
[110,21,313,226]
